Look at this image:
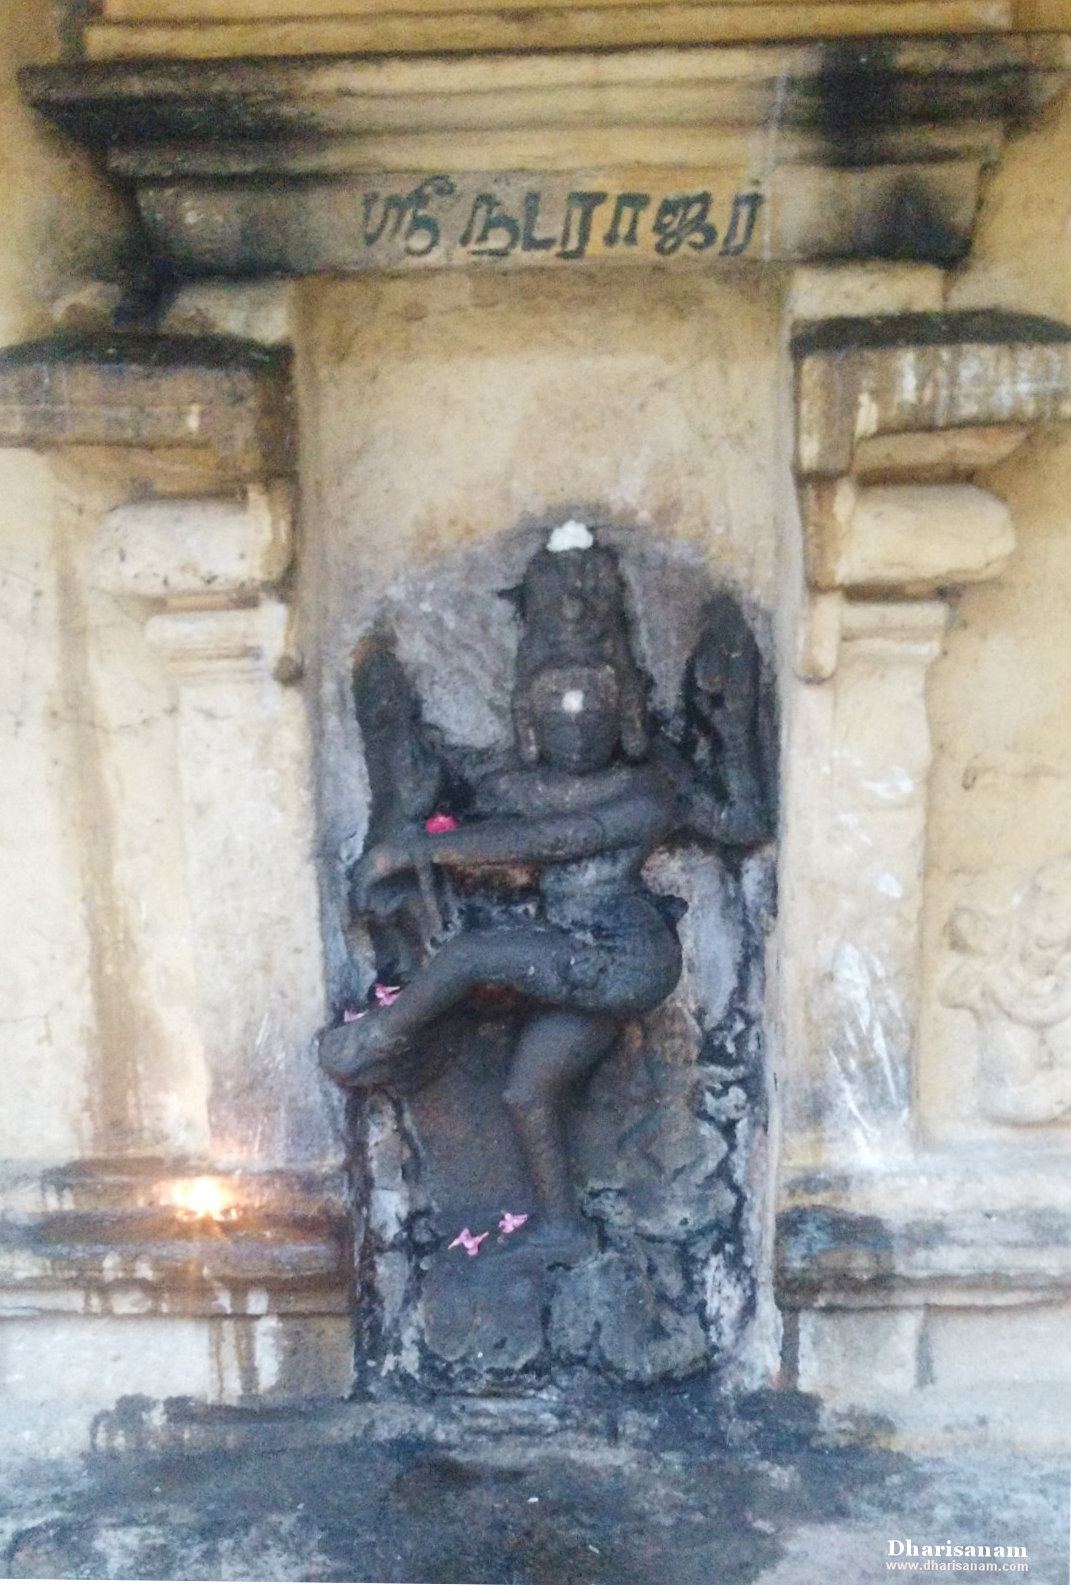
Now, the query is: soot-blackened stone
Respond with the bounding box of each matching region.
[322,529,775,1389]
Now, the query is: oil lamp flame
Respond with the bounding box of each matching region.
[172,1176,233,1222]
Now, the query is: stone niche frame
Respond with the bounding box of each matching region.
[317,529,779,1393]
[780,310,1071,1408]
[0,333,354,1409]
[8,34,1071,1420]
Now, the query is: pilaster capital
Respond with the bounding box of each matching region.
[145,598,296,683]
[92,482,294,602]
[792,309,1071,678]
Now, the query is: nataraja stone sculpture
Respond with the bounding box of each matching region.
[320,526,773,1276]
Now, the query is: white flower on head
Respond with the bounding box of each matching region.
[546,520,594,553]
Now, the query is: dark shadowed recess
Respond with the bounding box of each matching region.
[792,308,1071,356]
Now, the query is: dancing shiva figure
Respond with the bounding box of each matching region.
[319,525,773,1257]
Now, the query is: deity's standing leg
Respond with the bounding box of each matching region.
[503,1007,619,1233]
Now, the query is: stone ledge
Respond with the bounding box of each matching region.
[20,38,1071,271]
[0,333,294,482]
[794,309,1071,480]
[792,308,1071,606]
[0,1164,352,1319]
[778,1154,1071,1305]
[92,483,294,600]
[803,481,1015,591]
[81,3,1037,62]
[24,37,1069,151]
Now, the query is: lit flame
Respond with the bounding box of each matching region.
[172,1177,235,1222]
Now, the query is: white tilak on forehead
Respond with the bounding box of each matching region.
[561,690,585,715]
[546,521,594,553]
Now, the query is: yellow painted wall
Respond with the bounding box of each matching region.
[0,1,129,343]
[921,90,1071,1141]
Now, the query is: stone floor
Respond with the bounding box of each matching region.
[0,1387,1067,1584]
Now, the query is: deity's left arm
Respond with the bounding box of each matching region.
[351,778,673,903]
[422,782,674,866]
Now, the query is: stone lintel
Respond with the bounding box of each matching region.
[74,6,1065,62]
[22,38,1070,152]
[129,162,986,276]
[19,38,1071,273]
[0,333,294,482]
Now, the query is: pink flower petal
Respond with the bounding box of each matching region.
[447,1228,488,1257]
[373,983,401,1007]
[425,813,459,833]
[498,1212,530,1235]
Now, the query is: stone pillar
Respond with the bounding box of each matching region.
[779,309,1071,1178]
[0,454,102,1165]
[776,300,1071,1432]
[780,597,947,1167]
[0,332,350,1422]
[93,486,330,1164]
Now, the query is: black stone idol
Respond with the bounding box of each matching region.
[320,524,775,1387]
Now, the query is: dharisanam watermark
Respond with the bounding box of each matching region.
[886,1538,1028,1571]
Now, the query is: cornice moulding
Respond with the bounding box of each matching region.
[0,333,294,481]
[73,1,1071,61]
[19,36,1071,271]
[24,36,1071,161]
[793,310,1071,602]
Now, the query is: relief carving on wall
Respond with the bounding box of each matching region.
[316,524,776,1386]
[942,857,1071,1124]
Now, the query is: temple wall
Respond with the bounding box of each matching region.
[0,4,129,344]
[296,270,783,608]
[0,1,136,1167]
[295,268,785,990]
[0,4,349,1442]
[923,88,1071,1137]
[4,0,1071,1448]
[781,94,1071,1445]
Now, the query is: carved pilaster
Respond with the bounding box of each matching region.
[96,488,328,1163]
[780,304,1071,1315]
[781,598,947,1163]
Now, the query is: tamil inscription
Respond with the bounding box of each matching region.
[144,171,766,275]
[375,178,764,263]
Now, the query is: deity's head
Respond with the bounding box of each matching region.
[1016,857,1071,975]
[512,523,648,768]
